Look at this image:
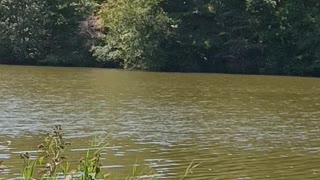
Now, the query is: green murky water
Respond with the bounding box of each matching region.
[1,65,320,179]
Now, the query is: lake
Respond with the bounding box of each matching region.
[1,65,320,179]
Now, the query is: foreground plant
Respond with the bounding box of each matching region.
[19,125,108,180]
[16,125,197,180]
[20,154,36,180]
[78,142,108,180]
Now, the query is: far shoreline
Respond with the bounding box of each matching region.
[1,63,319,79]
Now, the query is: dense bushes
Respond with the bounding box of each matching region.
[92,0,173,70]
[93,0,320,75]
[0,0,95,66]
[0,0,320,76]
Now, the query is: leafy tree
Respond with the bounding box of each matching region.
[1,0,320,76]
[0,0,96,66]
[40,0,96,66]
[162,0,263,73]
[284,0,320,76]
[247,0,320,75]
[93,0,173,70]
[0,0,47,64]
[162,0,219,72]
[211,0,263,74]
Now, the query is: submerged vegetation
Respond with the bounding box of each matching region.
[1,0,319,76]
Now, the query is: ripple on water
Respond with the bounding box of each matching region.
[1,66,320,179]
[0,154,10,159]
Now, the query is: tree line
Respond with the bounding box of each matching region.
[0,0,319,76]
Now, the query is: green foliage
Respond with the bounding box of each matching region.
[0,0,95,66]
[78,136,109,180]
[247,0,320,75]
[21,157,36,180]
[160,0,264,72]
[18,125,73,179]
[1,0,320,76]
[15,126,160,180]
[94,0,173,70]
[0,0,47,63]
[162,0,219,72]
[78,147,104,180]
[18,125,108,180]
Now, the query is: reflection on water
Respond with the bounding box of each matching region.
[1,65,320,179]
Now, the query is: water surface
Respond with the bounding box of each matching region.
[1,65,320,179]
